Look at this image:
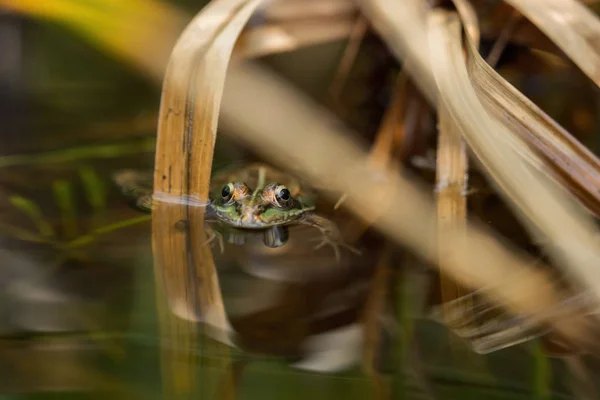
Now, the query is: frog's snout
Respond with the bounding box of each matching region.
[240,207,259,225]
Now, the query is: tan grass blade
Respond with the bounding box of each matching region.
[151,0,265,396]
[233,16,355,59]
[435,104,472,328]
[452,5,600,291]
[485,9,522,68]
[219,60,599,352]
[334,73,407,217]
[368,74,410,169]
[503,0,600,88]
[452,0,480,47]
[463,22,600,217]
[449,1,600,353]
[478,5,559,54]
[438,0,482,354]
[328,16,368,102]
[153,0,263,334]
[360,0,600,220]
[428,10,600,319]
[361,246,392,399]
[354,0,437,104]
[437,0,544,354]
[260,0,356,21]
[357,1,600,351]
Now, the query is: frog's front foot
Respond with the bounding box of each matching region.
[310,235,361,263]
[203,224,225,254]
[302,214,361,263]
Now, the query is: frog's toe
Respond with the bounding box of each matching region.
[204,228,225,254]
[331,245,341,264]
[309,236,331,251]
[216,236,225,254]
[309,237,359,262]
[342,242,362,256]
[310,237,327,250]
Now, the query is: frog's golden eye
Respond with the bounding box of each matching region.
[274,185,292,207]
[221,183,235,204]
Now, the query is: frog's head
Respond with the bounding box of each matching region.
[210,181,315,228]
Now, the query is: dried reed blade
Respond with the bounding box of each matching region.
[361,245,392,400]
[435,105,472,325]
[368,74,409,169]
[233,15,355,59]
[336,73,407,222]
[486,10,522,68]
[260,0,356,21]
[452,0,480,47]
[503,0,600,88]
[154,0,263,336]
[215,360,248,400]
[463,22,600,218]
[437,0,481,353]
[361,0,600,222]
[219,60,598,351]
[355,0,438,104]
[479,3,559,54]
[328,16,368,102]
[428,10,600,324]
[565,355,597,400]
[450,6,600,354]
[152,0,264,396]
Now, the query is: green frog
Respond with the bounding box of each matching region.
[114,163,359,261]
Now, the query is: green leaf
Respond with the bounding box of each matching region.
[10,195,55,239]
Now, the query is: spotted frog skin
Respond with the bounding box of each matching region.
[114,163,358,261]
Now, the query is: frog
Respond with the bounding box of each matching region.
[114,163,359,261]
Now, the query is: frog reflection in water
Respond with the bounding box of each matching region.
[114,164,359,261]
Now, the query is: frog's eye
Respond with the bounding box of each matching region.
[274,185,292,207]
[221,183,235,204]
